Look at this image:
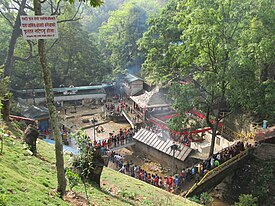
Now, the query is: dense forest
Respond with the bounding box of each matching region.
[0,0,274,204]
[0,0,168,89]
[0,0,274,128]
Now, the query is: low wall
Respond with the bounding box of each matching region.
[253,143,275,160]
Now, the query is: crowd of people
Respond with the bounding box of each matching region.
[110,151,180,192]
[92,127,139,150]
[183,141,248,183]
[105,100,142,124]
[106,139,249,194]
[66,101,252,194]
[105,100,133,115]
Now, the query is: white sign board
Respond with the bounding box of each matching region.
[20,16,58,40]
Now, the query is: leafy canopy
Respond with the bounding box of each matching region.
[65,0,104,7]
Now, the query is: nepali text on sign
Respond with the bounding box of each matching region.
[20,16,58,40]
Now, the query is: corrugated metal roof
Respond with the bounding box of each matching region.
[14,84,111,94]
[130,88,172,108]
[124,74,143,83]
[22,105,49,119]
[133,128,193,162]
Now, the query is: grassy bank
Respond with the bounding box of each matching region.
[0,121,199,206]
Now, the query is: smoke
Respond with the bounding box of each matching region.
[127,64,140,75]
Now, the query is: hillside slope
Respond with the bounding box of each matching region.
[0,122,199,206]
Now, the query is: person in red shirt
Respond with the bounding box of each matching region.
[168,175,173,192]
[148,173,152,184]
[165,176,170,191]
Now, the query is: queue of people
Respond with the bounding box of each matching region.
[108,140,250,194]
[92,127,138,150]
[181,141,248,184]
[80,123,250,195]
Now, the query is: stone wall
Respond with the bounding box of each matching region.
[253,143,275,160]
[132,142,193,173]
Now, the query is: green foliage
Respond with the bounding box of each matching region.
[82,0,127,33]
[47,19,110,87]
[199,192,213,206]
[140,0,275,140]
[167,82,210,148]
[0,193,8,206]
[11,59,43,90]
[0,69,10,101]
[188,195,201,204]
[65,0,103,7]
[0,128,4,154]
[189,193,213,206]
[252,161,274,203]
[138,0,182,83]
[70,130,94,203]
[70,130,94,180]
[118,189,137,200]
[0,128,9,155]
[99,2,148,74]
[234,194,258,206]
[0,18,12,63]
[66,168,81,190]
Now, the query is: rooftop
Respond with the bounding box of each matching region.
[133,128,193,162]
[130,88,172,108]
[13,84,112,94]
[124,73,143,83]
[22,105,49,119]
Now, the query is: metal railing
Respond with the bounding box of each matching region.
[184,149,249,198]
[121,109,135,128]
[220,126,256,141]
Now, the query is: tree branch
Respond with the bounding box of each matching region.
[207,40,216,73]
[58,2,83,23]
[206,107,213,129]
[0,10,13,27]
[3,7,18,10]
[52,0,62,15]
[46,39,60,54]
[25,3,34,11]
[14,40,35,62]
[218,111,233,122]
[11,0,21,7]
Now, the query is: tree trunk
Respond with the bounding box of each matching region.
[209,119,219,157]
[1,99,10,121]
[260,64,269,82]
[3,0,27,77]
[33,0,66,197]
[208,96,225,157]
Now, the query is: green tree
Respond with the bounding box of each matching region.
[138,0,182,83]
[235,194,258,206]
[82,0,127,33]
[0,67,11,120]
[0,0,31,77]
[0,68,10,101]
[232,0,275,121]
[99,3,148,74]
[140,0,275,156]
[32,0,104,198]
[47,20,110,87]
